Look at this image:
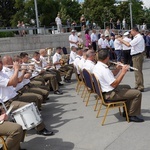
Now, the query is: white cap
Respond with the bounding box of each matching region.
[77,32,81,36]
[123,31,129,36]
[71,30,75,33]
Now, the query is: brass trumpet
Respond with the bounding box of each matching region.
[59,59,65,66]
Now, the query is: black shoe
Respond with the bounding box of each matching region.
[129,116,144,122]
[54,90,63,95]
[37,128,54,136]
[64,79,71,83]
[58,82,64,86]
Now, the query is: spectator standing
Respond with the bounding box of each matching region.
[116,19,121,29]
[77,32,84,47]
[85,29,91,47]
[114,34,122,62]
[122,32,132,65]
[69,30,78,48]
[145,31,150,58]
[90,29,98,51]
[21,21,26,36]
[104,26,110,37]
[122,18,126,29]
[17,21,22,36]
[80,14,86,31]
[55,14,62,33]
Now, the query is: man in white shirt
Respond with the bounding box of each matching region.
[93,49,144,122]
[90,29,98,51]
[119,27,145,92]
[114,34,122,62]
[53,47,73,83]
[78,47,89,70]
[83,50,96,73]
[98,34,109,50]
[69,46,77,64]
[69,30,78,48]
[73,48,83,75]
[55,14,62,33]
[39,49,63,86]
[122,32,132,65]
[0,57,54,138]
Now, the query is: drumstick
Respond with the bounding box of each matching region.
[0,99,7,112]
[6,105,14,115]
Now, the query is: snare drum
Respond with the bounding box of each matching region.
[12,103,42,130]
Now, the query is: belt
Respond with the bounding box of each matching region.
[132,53,142,57]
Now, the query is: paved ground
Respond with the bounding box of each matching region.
[21,58,150,150]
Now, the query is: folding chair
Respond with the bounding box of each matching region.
[82,69,95,106]
[0,136,7,150]
[92,73,129,125]
[74,67,85,95]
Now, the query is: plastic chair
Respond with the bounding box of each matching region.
[92,73,129,125]
[82,69,95,106]
[0,136,7,150]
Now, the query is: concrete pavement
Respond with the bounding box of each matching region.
[21,58,150,150]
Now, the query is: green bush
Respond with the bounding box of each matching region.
[0,32,14,38]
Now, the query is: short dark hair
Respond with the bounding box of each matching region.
[97,49,109,60]
[56,47,62,50]
[131,26,139,32]
[20,52,28,58]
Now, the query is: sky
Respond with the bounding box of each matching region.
[142,0,150,8]
[78,0,150,8]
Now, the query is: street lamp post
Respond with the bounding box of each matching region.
[129,0,133,28]
[34,0,39,28]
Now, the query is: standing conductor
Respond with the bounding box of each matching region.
[118,27,145,92]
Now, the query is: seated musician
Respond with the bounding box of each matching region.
[0,108,25,150]
[0,58,54,138]
[73,47,83,76]
[2,55,49,109]
[53,47,73,83]
[93,49,144,122]
[32,51,63,95]
[69,46,77,65]
[78,47,89,70]
[39,48,63,86]
[83,50,96,73]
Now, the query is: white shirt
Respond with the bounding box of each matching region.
[55,17,61,25]
[91,33,97,42]
[130,33,145,55]
[73,55,82,74]
[69,34,78,48]
[114,39,122,50]
[0,71,17,102]
[53,52,62,70]
[40,55,48,68]
[83,60,95,73]
[2,67,24,91]
[122,37,131,50]
[98,38,109,48]
[93,61,115,92]
[69,51,77,64]
[78,57,86,70]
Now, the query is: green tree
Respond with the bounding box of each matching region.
[82,0,116,28]
[115,0,144,28]
[0,0,16,27]
[59,0,81,25]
